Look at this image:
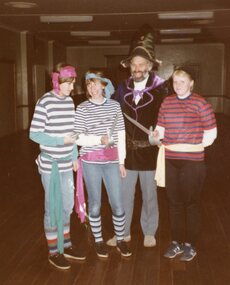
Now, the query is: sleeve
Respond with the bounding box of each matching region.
[116,103,126,164]
[76,134,102,146]
[200,101,217,130]
[202,127,217,147]
[199,100,217,146]
[72,144,78,161]
[117,130,126,164]
[156,99,166,128]
[29,132,64,146]
[29,99,64,146]
[29,100,47,133]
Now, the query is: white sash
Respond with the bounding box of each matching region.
[155,143,204,187]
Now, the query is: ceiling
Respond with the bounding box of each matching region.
[1,0,230,47]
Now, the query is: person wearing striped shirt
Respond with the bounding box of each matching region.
[29,63,86,270]
[155,67,217,261]
[74,70,132,258]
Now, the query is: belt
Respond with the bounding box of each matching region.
[127,138,151,150]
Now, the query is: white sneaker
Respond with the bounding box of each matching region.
[106,235,131,247]
[144,235,156,247]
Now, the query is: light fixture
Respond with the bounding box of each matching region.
[160,28,201,35]
[4,1,37,8]
[40,15,93,23]
[88,40,120,45]
[71,31,111,37]
[161,38,194,43]
[158,11,214,20]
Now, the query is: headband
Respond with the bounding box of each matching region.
[52,66,77,95]
[85,73,115,98]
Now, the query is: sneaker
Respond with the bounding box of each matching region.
[95,241,109,258]
[64,246,86,261]
[144,235,156,247]
[164,241,184,259]
[180,243,197,262]
[116,240,132,257]
[106,235,131,247]
[48,253,71,270]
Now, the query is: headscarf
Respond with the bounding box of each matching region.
[85,73,115,98]
[51,66,77,95]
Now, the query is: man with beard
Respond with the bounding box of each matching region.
[107,25,172,247]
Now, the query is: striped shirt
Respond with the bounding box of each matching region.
[74,98,125,163]
[30,92,75,173]
[157,93,216,161]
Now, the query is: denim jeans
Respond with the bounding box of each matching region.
[40,170,75,230]
[82,162,124,217]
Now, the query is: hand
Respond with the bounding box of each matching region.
[119,164,126,178]
[148,129,161,146]
[101,134,109,145]
[64,135,75,145]
[73,160,79,172]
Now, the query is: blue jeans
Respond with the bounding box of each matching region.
[40,170,75,230]
[82,162,124,217]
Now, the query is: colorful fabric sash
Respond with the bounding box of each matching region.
[41,152,72,253]
[155,143,204,187]
[75,147,118,223]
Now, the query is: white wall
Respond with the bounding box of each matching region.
[67,43,225,113]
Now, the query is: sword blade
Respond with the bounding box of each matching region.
[123,113,150,135]
[110,113,118,136]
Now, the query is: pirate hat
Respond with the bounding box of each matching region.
[121,24,161,68]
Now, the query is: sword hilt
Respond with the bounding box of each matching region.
[106,128,114,147]
[148,126,161,145]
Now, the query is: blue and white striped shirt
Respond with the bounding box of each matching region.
[74,98,125,163]
[30,92,75,173]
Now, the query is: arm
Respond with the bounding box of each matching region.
[200,101,217,147]
[202,127,217,147]
[29,131,64,146]
[117,130,126,164]
[74,103,104,147]
[118,129,126,178]
[76,133,102,146]
[72,144,79,172]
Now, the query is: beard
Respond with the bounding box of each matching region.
[131,70,149,82]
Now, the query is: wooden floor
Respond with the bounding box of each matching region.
[0,114,230,285]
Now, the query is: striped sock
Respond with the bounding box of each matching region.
[89,215,103,243]
[45,228,58,255]
[113,213,125,242]
[64,224,72,249]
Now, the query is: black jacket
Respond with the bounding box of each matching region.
[112,73,172,170]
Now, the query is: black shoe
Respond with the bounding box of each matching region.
[164,241,184,259]
[95,241,109,258]
[180,243,197,262]
[64,246,86,261]
[117,240,132,257]
[48,253,71,270]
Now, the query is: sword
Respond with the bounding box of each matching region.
[106,113,118,147]
[123,112,160,145]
